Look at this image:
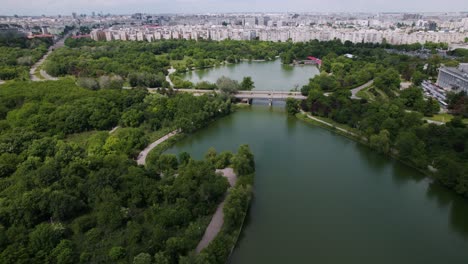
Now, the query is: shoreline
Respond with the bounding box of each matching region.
[296,111,438,184]
[196,168,238,253]
[136,129,179,165]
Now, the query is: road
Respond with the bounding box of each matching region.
[30,34,69,81]
[136,130,179,165]
[196,168,237,253]
[350,80,374,99]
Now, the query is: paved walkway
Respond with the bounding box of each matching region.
[136,130,179,165]
[350,80,374,99]
[302,111,357,137]
[30,34,69,81]
[109,126,120,134]
[166,67,176,87]
[0,80,4,85]
[196,168,237,253]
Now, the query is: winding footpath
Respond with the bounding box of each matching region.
[196,168,237,253]
[350,80,374,99]
[136,130,179,165]
[30,34,69,81]
[166,67,176,87]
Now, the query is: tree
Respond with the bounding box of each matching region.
[51,240,76,264]
[374,68,401,91]
[98,75,124,89]
[216,76,239,95]
[369,130,391,154]
[396,131,426,167]
[121,109,144,127]
[0,153,22,177]
[178,152,191,165]
[133,253,152,264]
[240,76,255,90]
[423,98,440,116]
[286,98,300,115]
[411,71,427,86]
[156,154,179,173]
[232,145,255,175]
[77,77,99,90]
[108,246,126,261]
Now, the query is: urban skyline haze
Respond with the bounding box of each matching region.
[1,0,468,16]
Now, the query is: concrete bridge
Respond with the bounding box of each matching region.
[234,91,306,105]
[151,88,306,105]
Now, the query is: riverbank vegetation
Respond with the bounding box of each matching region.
[299,85,468,197]
[0,79,244,263]
[188,145,255,264]
[0,31,52,80]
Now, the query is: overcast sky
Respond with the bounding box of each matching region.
[2,0,467,16]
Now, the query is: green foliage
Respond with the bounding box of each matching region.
[195,81,217,90]
[194,145,255,264]
[133,253,152,264]
[374,68,401,95]
[0,78,237,263]
[301,70,467,198]
[216,76,240,95]
[369,130,391,154]
[232,145,255,176]
[108,246,126,261]
[0,33,51,80]
[240,76,255,90]
[447,92,468,118]
[286,98,300,115]
[411,71,427,86]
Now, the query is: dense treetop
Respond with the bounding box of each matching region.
[0,32,52,80]
[0,79,238,263]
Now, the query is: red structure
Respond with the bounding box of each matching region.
[27,34,53,39]
[307,56,322,65]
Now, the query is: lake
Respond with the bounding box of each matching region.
[167,106,468,264]
[181,60,320,91]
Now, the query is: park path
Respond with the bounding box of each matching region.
[166,67,176,87]
[30,34,69,81]
[0,80,4,85]
[301,110,357,137]
[350,80,374,99]
[136,130,179,165]
[109,126,120,134]
[196,168,237,253]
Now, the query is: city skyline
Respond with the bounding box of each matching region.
[1,0,468,16]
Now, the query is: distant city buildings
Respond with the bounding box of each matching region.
[88,24,467,45]
[437,64,468,94]
[1,12,467,45]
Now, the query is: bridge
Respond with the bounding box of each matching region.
[234,91,306,105]
[149,88,306,105]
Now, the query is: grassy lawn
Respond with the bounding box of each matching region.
[145,127,176,142]
[424,113,468,124]
[65,130,103,145]
[34,65,45,80]
[310,115,361,135]
[297,112,360,135]
[65,127,177,150]
[356,85,390,102]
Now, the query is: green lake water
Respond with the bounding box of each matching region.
[181,60,320,91]
[167,106,468,264]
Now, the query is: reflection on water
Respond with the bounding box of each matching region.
[166,106,468,264]
[182,60,319,91]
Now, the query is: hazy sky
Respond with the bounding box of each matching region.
[2,0,467,16]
